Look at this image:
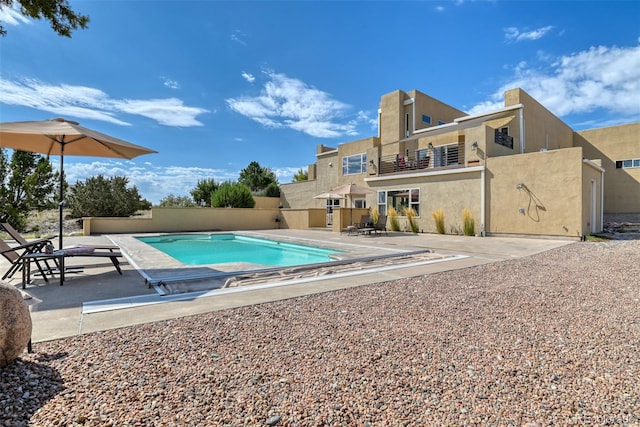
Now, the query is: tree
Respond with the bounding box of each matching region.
[292,168,308,182]
[157,194,197,208]
[190,178,218,207]
[0,149,57,230]
[67,175,145,217]
[238,161,278,193]
[0,0,89,37]
[211,182,255,208]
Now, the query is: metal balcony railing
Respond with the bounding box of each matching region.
[376,142,465,175]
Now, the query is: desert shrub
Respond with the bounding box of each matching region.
[388,206,400,231]
[369,207,379,225]
[265,182,280,197]
[67,175,145,217]
[158,194,197,207]
[462,208,475,236]
[432,208,445,234]
[211,181,255,208]
[402,207,420,233]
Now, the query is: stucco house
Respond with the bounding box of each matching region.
[279,88,639,239]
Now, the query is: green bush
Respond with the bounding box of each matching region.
[67,175,145,217]
[265,182,280,197]
[157,194,197,207]
[211,182,255,208]
[432,208,445,234]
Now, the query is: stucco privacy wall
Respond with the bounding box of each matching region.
[84,199,281,235]
[575,122,640,214]
[486,147,587,238]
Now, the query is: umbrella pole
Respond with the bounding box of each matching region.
[58,141,64,249]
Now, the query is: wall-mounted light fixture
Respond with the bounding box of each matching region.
[428,142,434,149]
[329,162,333,167]
[369,159,374,165]
[471,141,478,151]
[518,208,525,214]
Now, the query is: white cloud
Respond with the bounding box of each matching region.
[0,78,209,127]
[242,72,255,83]
[61,159,300,204]
[230,30,247,46]
[226,70,373,138]
[0,3,30,27]
[435,6,445,12]
[163,78,180,89]
[505,26,554,42]
[467,43,640,125]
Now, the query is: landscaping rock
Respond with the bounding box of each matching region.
[0,281,32,368]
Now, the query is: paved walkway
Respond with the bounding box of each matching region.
[2,230,575,343]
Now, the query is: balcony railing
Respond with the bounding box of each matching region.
[377,142,465,175]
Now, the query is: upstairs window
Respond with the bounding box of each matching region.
[342,153,367,175]
[422,114,432,125]
[616,159,640,169]
[438,120,446,126]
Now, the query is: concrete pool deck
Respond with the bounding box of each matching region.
[1,229,575,344]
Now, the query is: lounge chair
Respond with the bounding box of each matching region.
[1,222,119,253]
[20,246,123,288]
[0,237,55,281]
[373,215,388,235]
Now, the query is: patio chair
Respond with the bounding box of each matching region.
[373,215,388,235]
[0,237,55,281]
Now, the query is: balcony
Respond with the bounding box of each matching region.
[376,142,466,175]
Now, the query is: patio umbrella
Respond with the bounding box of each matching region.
[0,118,157,249]
[328,183,375,224]
[312,192,345,200]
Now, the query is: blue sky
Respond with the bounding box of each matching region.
[1,1,639,204]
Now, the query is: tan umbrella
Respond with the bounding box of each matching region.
[0,118,157,248]
[329,183,375,224]
[312,192,345,200]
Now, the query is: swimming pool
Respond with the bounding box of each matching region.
[136,233,342,267]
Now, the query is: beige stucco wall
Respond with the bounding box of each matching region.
[574,122,640,214]
[367,169,482,234]
[83,207,281,235]
[505,88,574,153]
[280,179,322,209]
[486,147,588,238]
[278,208,326,230]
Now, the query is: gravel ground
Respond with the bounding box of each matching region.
[2,240,639,426]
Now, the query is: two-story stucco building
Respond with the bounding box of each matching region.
[279,87,639,239]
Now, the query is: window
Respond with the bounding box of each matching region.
[353,198,367,209]
[617,159,640,169]
[422,114,432,124]
[342,153,367,175]
[438,120,446,126]
[377,189,420,216]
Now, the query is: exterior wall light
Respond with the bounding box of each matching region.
[471,141,478,151]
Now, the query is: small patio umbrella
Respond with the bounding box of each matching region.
[312,192,346,200]
[0,118,157,249]
[328,183,375,224]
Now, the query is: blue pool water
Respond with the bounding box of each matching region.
[136,234,342,267]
